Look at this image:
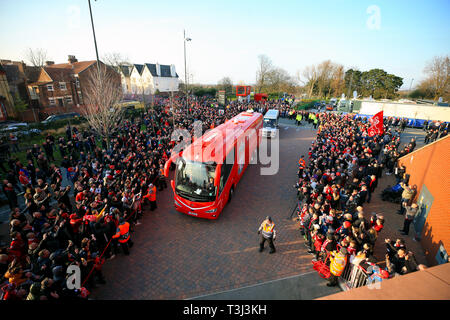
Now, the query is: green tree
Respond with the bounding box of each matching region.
[358,69,403,99]
[13,92,28,118]
[382,74,403,99]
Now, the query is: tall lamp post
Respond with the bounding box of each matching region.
[88,0,101,75]
[184,29,192,112]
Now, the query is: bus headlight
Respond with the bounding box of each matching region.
[174,199,181,206]
[205,209,217,213]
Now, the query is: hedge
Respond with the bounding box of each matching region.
[294,99,320,110]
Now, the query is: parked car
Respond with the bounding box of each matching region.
[0,122,41,138]
[0,122,29,131]
[41,112,82,124]
[326,104,334,111]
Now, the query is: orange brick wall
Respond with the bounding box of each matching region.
[398,136,450,266]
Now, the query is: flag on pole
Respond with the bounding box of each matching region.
[368,111,384,137]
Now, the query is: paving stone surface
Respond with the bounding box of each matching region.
[92,122,317,300]
[91,121,428,300]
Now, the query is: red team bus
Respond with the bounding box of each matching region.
[164,110,263,219]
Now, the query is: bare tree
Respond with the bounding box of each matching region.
[82,63,123,149]
[26,48,48,68]
[301,60,342,98]
[256,54,273,93]
[267,67,295,93]
[102,52,131,70]
[330,64,345,97]
[218,77,233,95]
[423,55,450,101]
[301,64,319,98]
[316,60,335,98]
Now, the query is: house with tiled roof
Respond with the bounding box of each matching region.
[117,64,133,95]
[0,59,40,108]
[0,64,16,120]
[129,64,145,95]
[26,55,120,121]
[128,62,179,96]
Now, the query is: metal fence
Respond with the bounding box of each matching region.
[340,262,369,290]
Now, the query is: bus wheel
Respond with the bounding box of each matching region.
[228,187,234,203]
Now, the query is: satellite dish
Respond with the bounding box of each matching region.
[353,91,357,99]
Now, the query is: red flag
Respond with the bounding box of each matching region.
[368,111,384,137]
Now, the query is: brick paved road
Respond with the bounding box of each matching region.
[91,120,429,300]
[92,121,318,300]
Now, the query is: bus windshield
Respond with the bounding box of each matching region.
[263,118,276,128]
[175,158,217,202]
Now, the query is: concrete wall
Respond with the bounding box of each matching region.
[359,101,450,122]
[398,136,450,267]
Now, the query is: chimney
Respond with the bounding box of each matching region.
[45,61,55,66]
[68,55,78,64]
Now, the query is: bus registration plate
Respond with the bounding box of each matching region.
[188,211,198,216]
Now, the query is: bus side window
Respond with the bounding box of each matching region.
[219,162,233,196]
[237,139,245,175]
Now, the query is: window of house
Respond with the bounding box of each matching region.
[78,91,83,104]
[59,82,67,90]
[75,77,80,88]
[48,97,56,106]
[65,96,73,104]
[47,84,54,91]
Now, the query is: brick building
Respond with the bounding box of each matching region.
[26,55,120,122]
[0,60,41,120]
[0,64,16,120]
[398,135,450,267]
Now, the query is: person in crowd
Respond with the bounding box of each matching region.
[399,203,418,235]
[294,112,425,287]
[0,95,260,299]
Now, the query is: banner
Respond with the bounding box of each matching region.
[368,111,384,137]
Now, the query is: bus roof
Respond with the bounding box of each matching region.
[182,111,263,164]
[264,109,279,119]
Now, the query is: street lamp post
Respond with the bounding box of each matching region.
[88,0,101,76]
[184,29,191,113]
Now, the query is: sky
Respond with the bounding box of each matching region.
[1,0,449,89]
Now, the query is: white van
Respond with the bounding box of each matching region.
[262,109,279,138]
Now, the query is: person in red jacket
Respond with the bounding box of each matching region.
[112,218,133,255]
[371,214,384,233]
[143,183,157,211]
[310,232,325,261]
[8,232,26,262]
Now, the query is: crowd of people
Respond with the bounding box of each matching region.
[294,112,426,287]
[0,94,441,299]
[0,95,295,300]
[423,120,448,144]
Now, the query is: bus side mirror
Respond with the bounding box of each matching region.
[214,165,221,187]
[164,151,182,177]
